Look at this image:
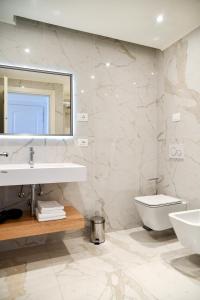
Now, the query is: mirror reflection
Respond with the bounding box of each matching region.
[0,66,72,136]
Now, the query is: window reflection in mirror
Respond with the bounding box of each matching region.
[0,66,73,136]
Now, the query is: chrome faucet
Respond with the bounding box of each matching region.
[0,152,8,157]
[29,147,34,168]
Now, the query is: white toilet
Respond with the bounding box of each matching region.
[134,194,187,231]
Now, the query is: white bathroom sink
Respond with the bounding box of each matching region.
[169,209,200,254]
[0,163,87,186]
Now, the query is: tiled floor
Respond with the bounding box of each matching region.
[0,227,200,299]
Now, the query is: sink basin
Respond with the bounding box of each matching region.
[0,163,87,186]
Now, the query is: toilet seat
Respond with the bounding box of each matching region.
[134,194,186,231]
[135,194,182,208]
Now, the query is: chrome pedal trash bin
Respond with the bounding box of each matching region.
[90,216,105,245]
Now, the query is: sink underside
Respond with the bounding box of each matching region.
[0,163,87,186]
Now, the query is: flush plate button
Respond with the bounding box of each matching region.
[169,144,184,160]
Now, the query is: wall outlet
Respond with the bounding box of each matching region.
[172,112,181,122]
[77,138,88,147]
[77,113,88,122]
[169,144,184,159]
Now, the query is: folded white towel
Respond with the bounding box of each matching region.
[39,210,66,217]
[36,208,66,222]
[36,208,66,218]
[37,216,66,222]
[38,200,64,213]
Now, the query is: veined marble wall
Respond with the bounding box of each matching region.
[0,17,158,249]
[157,26,200,208]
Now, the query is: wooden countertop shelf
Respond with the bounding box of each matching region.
[0,206,85,241]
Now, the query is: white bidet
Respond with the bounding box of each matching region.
[169,209,200,254]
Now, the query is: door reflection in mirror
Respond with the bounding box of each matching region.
[0,65,73,136]
[8,92,49,134]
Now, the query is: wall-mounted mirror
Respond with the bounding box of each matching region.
[0,65,73,136]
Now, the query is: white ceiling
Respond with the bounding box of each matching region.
[0,0,200,50]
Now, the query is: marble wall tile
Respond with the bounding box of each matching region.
[0,17,158,250]
[157,26,200,208]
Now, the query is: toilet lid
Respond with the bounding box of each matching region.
[135,194,182,207]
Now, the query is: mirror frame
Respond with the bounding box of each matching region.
[0,64,73,137]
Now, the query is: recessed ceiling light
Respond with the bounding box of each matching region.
[156,14,164,23]
[151,72,155,76]
[24,48,30,53]
[81,89,85,94]
[133,82,137,85]
[90,75,95,80]
[105,62,110,67]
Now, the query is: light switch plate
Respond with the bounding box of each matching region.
[77,113,88,122]
[169,144,184,159]
[172,112,181,122]
[77,138,88,147]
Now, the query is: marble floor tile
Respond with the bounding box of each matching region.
[126,260,200,300]
[15,286,63,300]
[0,227,200,300]
[107,228,179,263]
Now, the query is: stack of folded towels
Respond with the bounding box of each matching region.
[36,200,66,222]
